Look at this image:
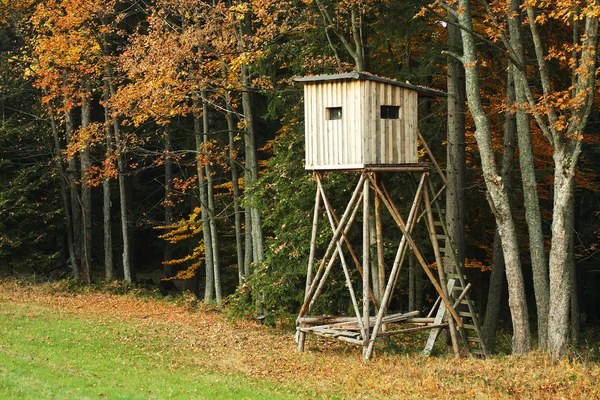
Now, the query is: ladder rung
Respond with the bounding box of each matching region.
[447,273,467,279]
[470,349,485,355]
[459,311,477,318]
[452,286,464,291]
[467,336,481,342]
[463,324,477,329]
[436,234,447,240]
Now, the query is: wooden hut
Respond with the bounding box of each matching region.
[294,72,445,170]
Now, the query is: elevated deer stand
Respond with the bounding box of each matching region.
[294,73,488,359]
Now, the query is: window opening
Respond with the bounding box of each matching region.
[381,105,400,119]
[327,107,342,120]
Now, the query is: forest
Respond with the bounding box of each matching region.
[1,0,600,361]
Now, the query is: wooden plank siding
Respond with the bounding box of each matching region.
[304,79,418,170]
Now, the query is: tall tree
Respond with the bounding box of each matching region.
[507,0,549,349]
[450,0,531,353]
[445,12,467,268]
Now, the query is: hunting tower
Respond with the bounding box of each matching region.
[294,73,489,360]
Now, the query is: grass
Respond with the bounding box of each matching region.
[0,303,301,399]
[1,279,600,399]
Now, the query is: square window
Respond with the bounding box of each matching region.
[381,105,400,119]
[327,107,342,120]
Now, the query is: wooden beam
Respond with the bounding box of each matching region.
[377,323,449,337]
[417,130,447,186]
[362,173,371,357]
[297,174,323,351]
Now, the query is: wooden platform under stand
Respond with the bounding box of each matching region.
[297,311,452,345]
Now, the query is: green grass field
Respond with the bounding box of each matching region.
[0,302,302,399]
[1,281,600,399]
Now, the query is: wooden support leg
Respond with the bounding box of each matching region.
[362,173,370,359]
[297,178,322,352]
[374,173,386,311]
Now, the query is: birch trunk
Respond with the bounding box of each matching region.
[457,0,530,353]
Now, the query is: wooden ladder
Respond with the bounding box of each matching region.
[426,183,489,359]
[417,131,488,358]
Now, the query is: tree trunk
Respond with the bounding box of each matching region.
[80,82,93,284]
[547,151,578,356]
[240,65,264,264]
[483,68,516,350]
[457,0,530,354]
[102,79,114,282]
[508,0,550,350]
[193,101,214,302]
[369,214,380,302]
[107,70,133,282]
[48,103,78,279]
[569,177,580,344]
[445,12,466,267]
[483,232,505,350]
[202,92,222,306]
[408,250,415,311]
[415,252,424,312]
[65,107,82,277]
[163,129,174,277]
[244,208,253,276]
[225,91,245,285]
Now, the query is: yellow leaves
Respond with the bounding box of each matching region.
[229,3,250,20]
[464,258,491,272]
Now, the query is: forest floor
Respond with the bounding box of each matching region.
[1,280,600,399]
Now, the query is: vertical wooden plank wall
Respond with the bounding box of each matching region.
[304,79,417,169]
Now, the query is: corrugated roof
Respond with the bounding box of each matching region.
[294,72,446,98]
